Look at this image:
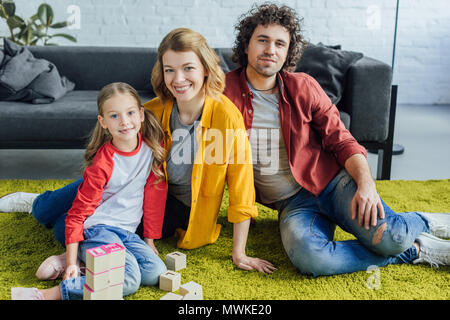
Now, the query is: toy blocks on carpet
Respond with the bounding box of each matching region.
[180,281,203,300]
[160,251,203,300]
[159,270,181,292]
[83,243,125,300]
[166,251,186,271]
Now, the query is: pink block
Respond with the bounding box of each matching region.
[85,243,125,274]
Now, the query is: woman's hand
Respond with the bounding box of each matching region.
[144,238,159,255]
[232,253,277,274]
[63,264,79,280]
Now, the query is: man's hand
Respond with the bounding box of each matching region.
[351,179,385,230]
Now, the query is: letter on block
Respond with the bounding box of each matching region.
[86,247,110,274]
[180,281,203,300]
[166,251,186,271]
[159,271,181,292]
[102,243,126,268]
[160,292,183,300]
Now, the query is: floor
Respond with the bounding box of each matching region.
[0,104,449,181]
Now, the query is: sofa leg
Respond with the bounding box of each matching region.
[376,146,392,180]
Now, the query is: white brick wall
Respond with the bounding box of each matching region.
[1,0,449,104]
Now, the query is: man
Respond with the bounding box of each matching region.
[224,3,450,276]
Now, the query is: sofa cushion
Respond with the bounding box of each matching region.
[0,90,155,143]
[28,46,157,93]
[296,43,363,105]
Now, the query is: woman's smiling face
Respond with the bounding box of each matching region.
[162,49,208,105]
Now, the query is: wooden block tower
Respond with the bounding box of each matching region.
[83,243,126,300]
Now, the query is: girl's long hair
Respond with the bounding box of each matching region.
[84,82,166,181]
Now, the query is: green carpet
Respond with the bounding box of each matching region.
[0,179,449,300]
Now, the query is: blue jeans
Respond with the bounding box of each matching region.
[32,179,83,247]
[275,169,430,277]
[59,224,167,300]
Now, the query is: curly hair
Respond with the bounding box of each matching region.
[231,2,307,72]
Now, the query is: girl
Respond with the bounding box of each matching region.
[11,82,168,300]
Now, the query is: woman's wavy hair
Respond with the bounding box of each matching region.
[231,2,307,72]
[151,27,225,102]
[84,82,166,181]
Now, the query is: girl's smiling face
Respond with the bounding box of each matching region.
[162,49,208,106]
[98,93,144,151]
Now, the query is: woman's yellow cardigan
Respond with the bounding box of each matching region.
[143,94,258,249]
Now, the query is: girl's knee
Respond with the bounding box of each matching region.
[140,258,167,287]
[123,269,141,296]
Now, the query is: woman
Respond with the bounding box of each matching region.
[0,28,275,280]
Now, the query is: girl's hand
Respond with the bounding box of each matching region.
[232,253,277,274]
[144,238,159,255]
[63,264,79,280]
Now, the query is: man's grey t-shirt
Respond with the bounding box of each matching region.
[166,103,201,207]
[247,82,302,204]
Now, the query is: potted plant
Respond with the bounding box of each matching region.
[0,0,76,45]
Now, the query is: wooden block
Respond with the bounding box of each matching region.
[180,281,203,300]
[108,283,123,300]
[160,292,183,300]
[166,251,186,271]
[109,266,125,286]
[159,270,181,292]
[83,284,109,300]
[86,246,110,274]
[85,268,109,291]
[103,243,126,268]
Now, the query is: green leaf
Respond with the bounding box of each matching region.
[30,13,39,22]
[3,1,15,17]
[50,21,68,29]
[6,15,24,29]
[32,29,47,38]
[51,33,77,42]
[37,3,54,27]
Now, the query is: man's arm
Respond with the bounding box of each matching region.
[344,154,385,230]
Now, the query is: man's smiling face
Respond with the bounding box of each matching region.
[245,23,291,78]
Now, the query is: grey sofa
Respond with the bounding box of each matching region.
[0,45,396,180]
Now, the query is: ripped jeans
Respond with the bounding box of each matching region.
[275,169,430,277]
